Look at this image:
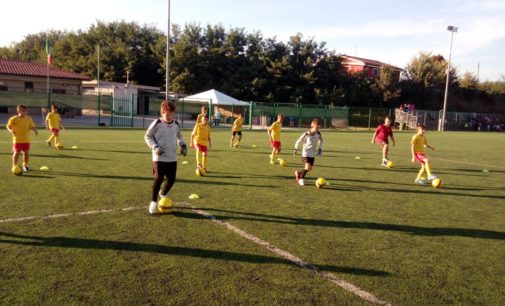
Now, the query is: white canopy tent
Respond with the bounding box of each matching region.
[181,89,250,106]
[180,89,251,127]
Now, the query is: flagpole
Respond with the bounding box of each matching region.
[165,0,171,100]
[46,34,50,110]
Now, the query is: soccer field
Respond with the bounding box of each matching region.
[1,127,504,305]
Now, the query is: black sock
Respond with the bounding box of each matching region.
[301,169,308,178]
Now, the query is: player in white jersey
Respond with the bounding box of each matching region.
[145,101,187,214]
[293,119,323,186]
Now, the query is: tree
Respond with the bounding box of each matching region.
[373,65,401,107]
[459,71,479,90]
[405,52,448,88]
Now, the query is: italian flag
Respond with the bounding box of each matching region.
[45,37,53,65]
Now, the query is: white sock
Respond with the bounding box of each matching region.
[149,201,158,214]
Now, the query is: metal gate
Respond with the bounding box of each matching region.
[110,95,135,127]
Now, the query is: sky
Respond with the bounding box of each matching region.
[2,0,504,81]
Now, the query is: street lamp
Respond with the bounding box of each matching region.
[440,25,458,131]
[165,0,171,100]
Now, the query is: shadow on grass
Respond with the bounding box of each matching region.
[0,231,389,277]
[80,148,148,155]
[322,177,505,199]
[186,208,505,241]
[324,180,505,200]
[451,168,505,174]
[46,171,152,181]
[31,154,109,161]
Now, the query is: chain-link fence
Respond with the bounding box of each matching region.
[1,90,504,131]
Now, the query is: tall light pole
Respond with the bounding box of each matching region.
[440,25,458,131]
[165,0,171,100]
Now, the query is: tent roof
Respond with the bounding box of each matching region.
[182,89,249,106]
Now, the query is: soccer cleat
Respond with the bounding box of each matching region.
[415,179,426,185]
[22,166,30,172]
[298,179,305,186]
[47,141,51,147]
[148,201,158,214]
[427,175,437,181]
[270,160,275,165]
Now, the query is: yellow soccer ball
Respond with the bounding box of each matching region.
[315,177,327,189]
[157,198,173,213]
[12,165,22,176]
[195,167,206,177]
[432,178,442,188]
[56,144,64,149]
[387,161,395,168]
[278,159,287,167]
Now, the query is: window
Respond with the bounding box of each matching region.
[24,82,33,93]
[0,85,7,91]
[372,68,379,76]
[52,89,66,94]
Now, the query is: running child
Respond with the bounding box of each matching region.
[145,100,187,214]
[294,118,323,186]
[45,103,65,147]
[267,113,284,164]
[411,123,436,184]
[371,116,395,166]
[191,114,211,173]
[230,113,243,147]
[6,104,38,172]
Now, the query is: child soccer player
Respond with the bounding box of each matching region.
[230,113,243,147]
[196,106,208,125]
[45,103,65,147]
[371,116,395,166]
[191,114,211,173]
[267,113,284,164]
[145,100,187,214]
[411,123,436,184]
[6,104,38,172]
[294,118,323,186]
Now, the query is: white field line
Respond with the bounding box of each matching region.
[0,206,144,223]
[326,144,505,170]
[182,202,391,306]
[0,202,391,305]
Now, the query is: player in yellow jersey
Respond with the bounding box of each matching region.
[45,103,65,147]
[411,124,436,184]
[196,106,208,125]
[191,114,211,173]
[267,113,284,164]
[230,113,243,147]
[6,104,38,172]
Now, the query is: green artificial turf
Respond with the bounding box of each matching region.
[1,127,504,305]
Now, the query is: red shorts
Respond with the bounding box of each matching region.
[51,128,59,135]
[376,138,388,145]
[415,152,427,164]
[13,143,30,153]
[271,141,281,150]
[194,144,208,153]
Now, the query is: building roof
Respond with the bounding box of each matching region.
[0,59,91,80]
[341,55,403,71]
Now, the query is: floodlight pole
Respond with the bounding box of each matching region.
[165,0,171,100]
[441,26,458,131]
